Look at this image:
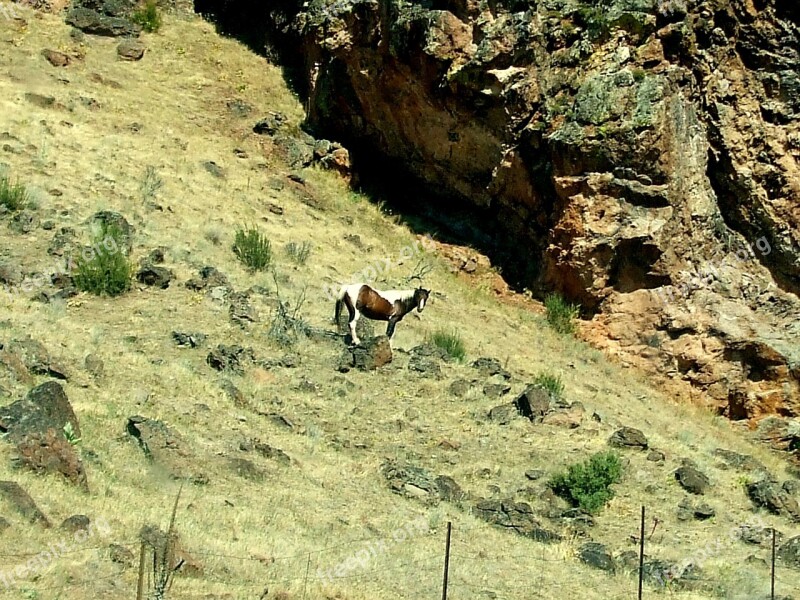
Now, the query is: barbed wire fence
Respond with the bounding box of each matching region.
[0,506,797,599]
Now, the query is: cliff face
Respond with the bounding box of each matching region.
[209,0,800,420]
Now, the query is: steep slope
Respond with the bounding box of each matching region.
[0,4,799,600]
[205,0,800,422]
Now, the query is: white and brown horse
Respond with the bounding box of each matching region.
[334,284,430,345]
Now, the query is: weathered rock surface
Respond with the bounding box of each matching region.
[226,0,800,422]
[0,380,80,442]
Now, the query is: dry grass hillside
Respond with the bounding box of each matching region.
[0,6,799,600]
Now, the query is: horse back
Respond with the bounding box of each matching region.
[355,286,393,321]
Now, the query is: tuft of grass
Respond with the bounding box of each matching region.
[0,174,29,211]
[72,223,132,297]
[544,292,579,335]
[140,165,164,203]
[549,451,623,514]
[532,372,564,401]
[284,241,312,265]
[131,0,162,33]
[233,225,272,272]
[429,328,466,362]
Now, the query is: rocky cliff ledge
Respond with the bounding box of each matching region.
[201,0,799,421]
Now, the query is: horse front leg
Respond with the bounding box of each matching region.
[386,316,399,339]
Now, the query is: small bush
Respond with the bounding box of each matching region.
[284,241,312,265]
[0,175,29,211]
[544,292,579,335]
[549,451,623,514]
[72,223,132,296]
[233,225,272,271]
[429,328,466,362]
[131,0,162,33]
[532,372,564,401]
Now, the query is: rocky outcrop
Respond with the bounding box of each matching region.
[204,0,799,420]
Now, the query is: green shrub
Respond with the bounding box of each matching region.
[429,328,466,362]
[233,225,272,272]
[0,175,29,211]
[544,292,579,335]
[284,241,312,265]
[131,0,162,33]
[532,372,564,401]
[549,451,623,514]
[72,223,132,296]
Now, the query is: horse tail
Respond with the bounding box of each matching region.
[334,285,346,324]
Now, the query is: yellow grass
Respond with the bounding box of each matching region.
[0,6,798,600]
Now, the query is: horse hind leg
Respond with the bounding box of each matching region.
[349,311,361,345]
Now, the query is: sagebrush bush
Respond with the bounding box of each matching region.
[532,372,564,401]
[0,174,28,211]
[429,328,466,361]
[72,223,132,296]
[233,225,272,271]
[131,0,162,33]
[549,451,623,514]
[284,241,312,265]
[544,292,579,335]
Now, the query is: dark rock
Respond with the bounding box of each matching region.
[42,49,71,67]
[172,332,207,348]
[488,403,518,424]
[578,542,616,572]
[712,448,767,473]
[109,543,135,566]
[273,132,315,168]
[60,514,90,532]
[218,379,246,408]
[185,266,229,291]
[126,415,198,480]
[0,481,50,526]
[783,480,800,495]
[675,465,710,495]
[227,457,266,482]
[449,378,471,397]
[0,380,79,442]
[14,429,89,490]
[227,99,253,118]
[609,427,648,449]
[339,336,392,372]
[206,345,255,374]
[10,209,39,234]
[251,440,291,466]
[740,525,783,546]
[471,357,511,379]
[228,291,258,325]
[201,160,225,179]
[436,475,467,502]
[65,7,141,37]
[525,469,544,480]
[135,265,172,288]
[473,499,561,542]
[693,503,715,520]
[84,354,104,377]
[89,211,133,254]
[253,112,287,135]
[483,381,511,399]
[778,535,800,569]
[117,39,145,61]
[747,480,800,521]
[513,385,551,422]
[647,449,665,462]
[23,93,56,109]
[5,337,69,379]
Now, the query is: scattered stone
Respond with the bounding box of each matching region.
[24,93,56,109]
[5,337,68,379]
[227,99,252,118]
[228,291,258,325]
[185,266,230,291]
[0,380,79,442]
[778,535,800,569]
[338,336,392,372]
[712,448,767,473]
[541,404,583,428]
[60,514,90,532]
[126,415,199,480]
[609,427,648,449]
[65,7,141,37]
[747,479,800,521]
[435,475,467,502]
[525,469,545,480]
[10,209,40,234]
[42,49,71,67]
[117,39,145,61]
[578,542,616,572]
[694,503,715,520]
[449,378,471,397]
[206,345,255,374]
[483,381,511,399]
[0,481,50,527]
[740,525,783,546]
[488,403,518,424]
[647,449,666,462]
[135,265,173,289]
[253,112,287,135]
[109,543,135,566]
[675,465,710,495]
[513,385,550,422]
[471,357,511,379]
[172,332,206,349]
[473,499,561,542]
[14,429,89,491]
[202,160,225,179]
[248,440,291,466]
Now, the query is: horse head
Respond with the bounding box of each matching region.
[414,288,430,312]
